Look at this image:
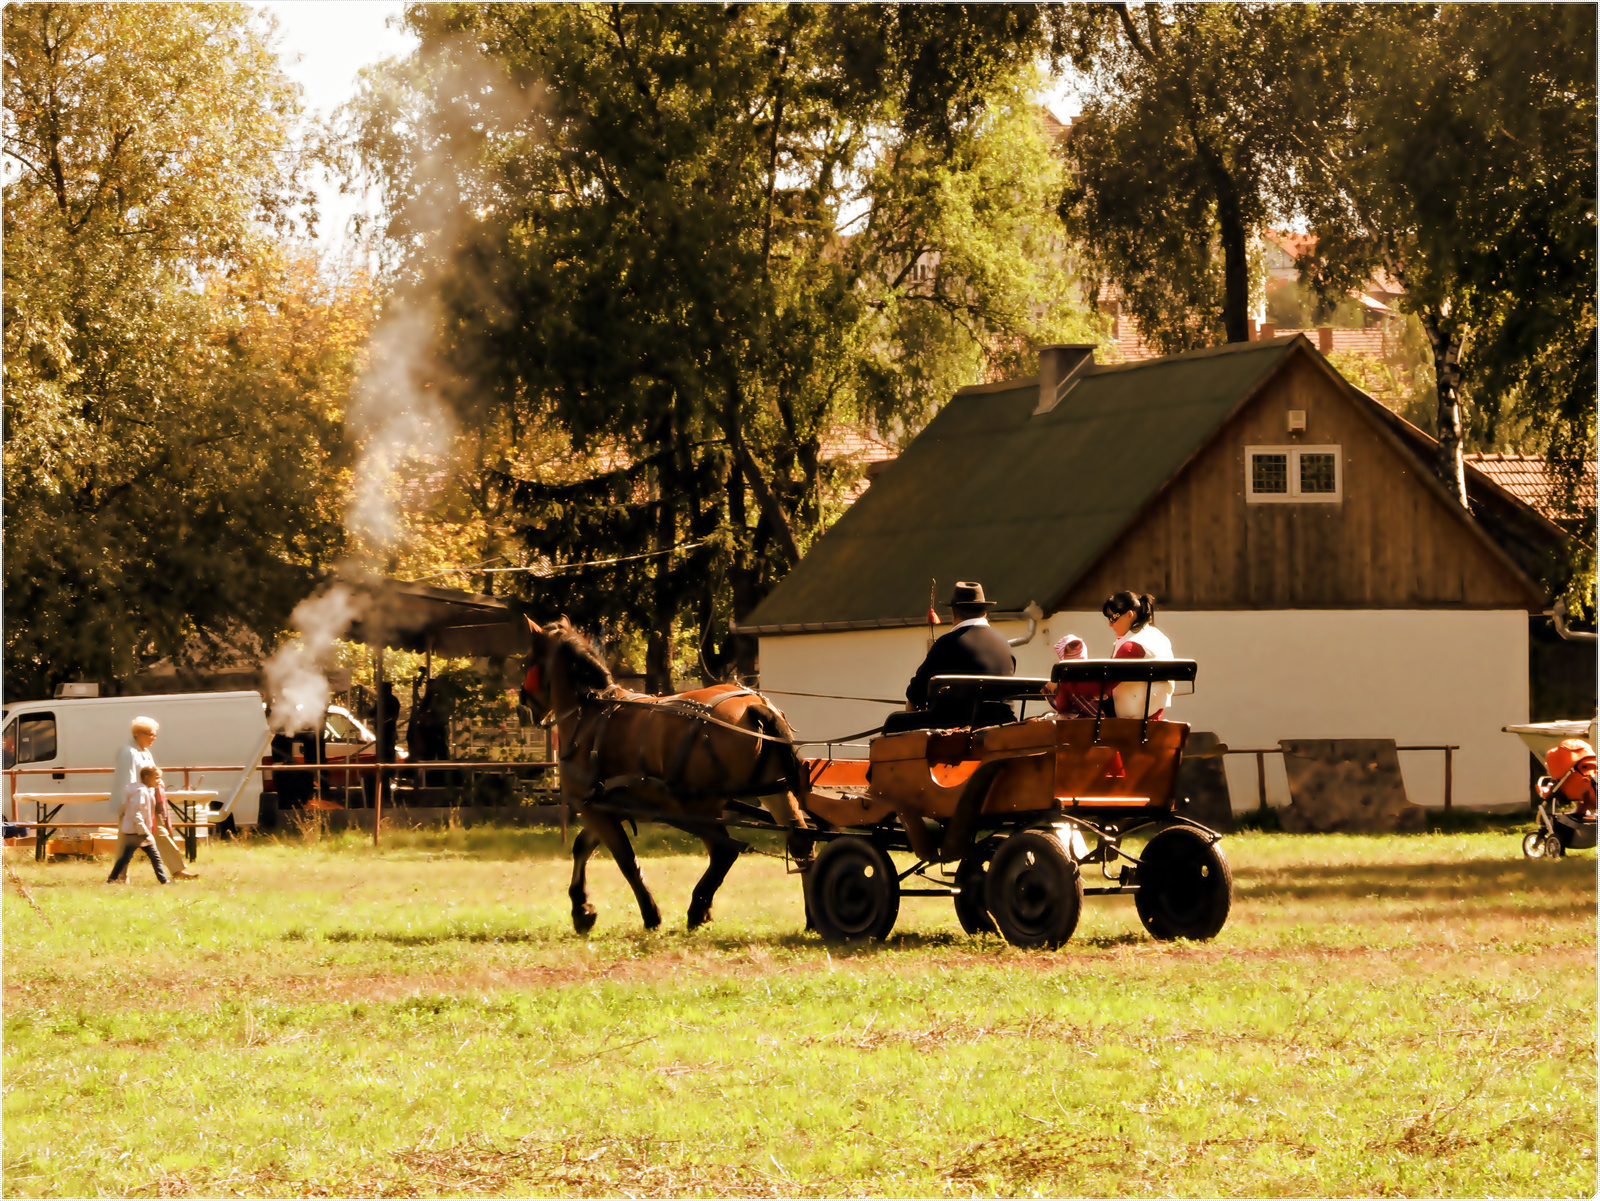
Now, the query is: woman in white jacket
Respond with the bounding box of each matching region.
[1102,592,1176,719]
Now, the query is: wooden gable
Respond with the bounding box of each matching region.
[1058,344,1545,612]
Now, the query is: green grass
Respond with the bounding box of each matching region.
[3,822,1595,1197]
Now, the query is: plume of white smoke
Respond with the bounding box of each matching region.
[346,301,450,553]
[263,585,365,734]
[265,41,534,726]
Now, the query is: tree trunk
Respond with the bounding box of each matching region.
[646,418,682,695]
[722,469,761,686]
[1421,314,1468,506]
[1214,173,1252,343]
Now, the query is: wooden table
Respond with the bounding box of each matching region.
[11,791,219,861]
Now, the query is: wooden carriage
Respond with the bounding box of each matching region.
[795,659,1233,948]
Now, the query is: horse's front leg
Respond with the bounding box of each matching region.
[688,826,746,930]
[568,822,601,935]
[584,806,662,931]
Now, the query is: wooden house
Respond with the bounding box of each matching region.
[739,336,1565,809]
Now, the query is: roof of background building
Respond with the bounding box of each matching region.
[1464,453,1597,522]
[743,338,1301,630]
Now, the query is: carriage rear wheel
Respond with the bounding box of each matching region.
[806,836,900,943]
[983,831,1083,949]
[1522,830,1548,859]
[953,836,1002,935]
[1133,826,1233,941]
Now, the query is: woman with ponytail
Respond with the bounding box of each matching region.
[1101,592,1176,719]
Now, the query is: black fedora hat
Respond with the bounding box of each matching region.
[949,581,997,609]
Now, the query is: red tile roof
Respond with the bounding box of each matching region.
[1265,229,1317,259]
[820,424,899,504]
[1464,453,1597,521]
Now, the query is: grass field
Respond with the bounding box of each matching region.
[3,820,1595,1198]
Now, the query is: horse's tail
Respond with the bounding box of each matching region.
[747,699,806,803]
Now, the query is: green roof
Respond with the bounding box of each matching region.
[743,338,1300,630]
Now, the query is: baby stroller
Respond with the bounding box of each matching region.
[1523,738,1597,859]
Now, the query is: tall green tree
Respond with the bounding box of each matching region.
[1293,3,1597,504]
[1059,2,1343,350]
[352,3,1093,688]
[3,4,361,697]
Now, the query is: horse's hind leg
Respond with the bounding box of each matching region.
[687,827,746,930]
[569,825,601,934]
[760,792,816,867]
[584,807,662,931]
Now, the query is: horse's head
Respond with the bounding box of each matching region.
[520,614,613,719]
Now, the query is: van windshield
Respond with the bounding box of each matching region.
[325,711,365,742]
[3,714,57,769]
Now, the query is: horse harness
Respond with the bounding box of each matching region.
[556,687,797,801]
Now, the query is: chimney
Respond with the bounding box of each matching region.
[1034,344,1097,415]
[1317,326,1334,354]
[1259,322,1277,341]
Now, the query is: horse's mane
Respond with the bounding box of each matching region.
[550,624,614,699]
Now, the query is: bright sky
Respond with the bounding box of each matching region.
[257,2,416,249]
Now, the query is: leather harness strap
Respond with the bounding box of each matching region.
[602,691,792,746]
[552,683,797,807]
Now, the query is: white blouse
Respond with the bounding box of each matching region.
[1111,624,1176,719]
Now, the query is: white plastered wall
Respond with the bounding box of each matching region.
[758,609,1531,809]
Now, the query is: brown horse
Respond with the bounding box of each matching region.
[521,616,815,932]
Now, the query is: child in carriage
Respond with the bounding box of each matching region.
[1043,634,1104,717]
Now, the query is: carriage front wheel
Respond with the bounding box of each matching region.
[1133,827,1233,941]
[983,831,1083,949]
[1522,830,1548,859]
[953,836,1002,935]
[806,836,900,943]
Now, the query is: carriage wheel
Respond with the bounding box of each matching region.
[805,837,900,943]
[953,836,1002,935]
[1545,834,1566,859]
[1133,826,1233,941]
[983,831,1083,950]
[1522,830,1547,859]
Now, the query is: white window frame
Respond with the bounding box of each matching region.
[1245,444,1343,504]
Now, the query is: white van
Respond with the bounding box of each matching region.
[2,692,270,828]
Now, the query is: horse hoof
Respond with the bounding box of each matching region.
[687,907,710,930]
[573,907,597,935]
[643,909,663,931]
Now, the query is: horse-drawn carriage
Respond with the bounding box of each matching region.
[524,618,1233,948]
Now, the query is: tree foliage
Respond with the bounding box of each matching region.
[351,2,1093,687]
[2,3,364,698]
[1063,3,1595,503]
[1293,3,1597,503]
[1059,2,1338,350]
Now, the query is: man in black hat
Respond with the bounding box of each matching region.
[889,581,1017,732]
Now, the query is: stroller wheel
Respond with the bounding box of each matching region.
[1546,834,1566,859]
[1523,831,1547,859]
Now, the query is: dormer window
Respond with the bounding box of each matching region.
[1246,445,1343,503]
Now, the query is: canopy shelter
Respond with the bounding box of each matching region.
[332,578,527,831]
[339,576,526,660]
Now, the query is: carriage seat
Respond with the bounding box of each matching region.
[1047,659,1199,685]
[879,676,1054,736]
